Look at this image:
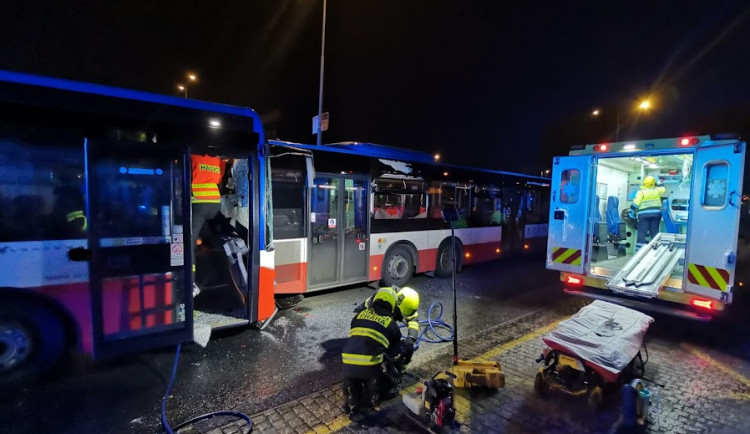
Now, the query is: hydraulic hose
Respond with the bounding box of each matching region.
[400,301,456,350]
[161,344,253,433]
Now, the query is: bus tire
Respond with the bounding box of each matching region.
[0,300,66,385]
[381,245,414,288]
[435,240,463,278]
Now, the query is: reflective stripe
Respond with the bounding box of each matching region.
[341,352,383,366]
[193,190,220,197]
[407,320,420,331]
[192,183,218,189]
[350,327,390,348]
[633,187,665,213]
[192,198,221,203]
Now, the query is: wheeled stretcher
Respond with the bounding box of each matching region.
[534,300,654,410]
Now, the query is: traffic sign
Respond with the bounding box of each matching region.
[313,112,329,134]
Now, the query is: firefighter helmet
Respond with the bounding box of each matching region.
[396,287,420,319]
[372,287,397,312]
[643,176,656,188]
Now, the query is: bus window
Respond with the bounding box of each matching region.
[0,138,85,242]
[372,176,426,220]
[271,160,305,240]
[471,185,503,226]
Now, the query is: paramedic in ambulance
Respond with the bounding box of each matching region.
[190,153,225,297]
[628,175,667,250]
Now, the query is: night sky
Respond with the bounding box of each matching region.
[2,1,750,174]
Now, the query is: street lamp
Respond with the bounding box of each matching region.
[177,73,198,98]
[434,153,441,162]
[592,109,600,116]
[594,98,655,142]
[638,99,651,110]
[316,0,327,146]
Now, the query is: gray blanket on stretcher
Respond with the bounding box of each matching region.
[542,300,654,375]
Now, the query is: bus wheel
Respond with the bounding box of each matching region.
[0,301,66,385]
[435,241,463,278]
[381,246,413,287]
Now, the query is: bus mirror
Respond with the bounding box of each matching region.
[441,207,460,222]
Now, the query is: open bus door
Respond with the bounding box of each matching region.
[85,140,193,359]
[547,155,594,275]
[684,141,746,307]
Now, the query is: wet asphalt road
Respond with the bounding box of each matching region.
[0,255,560,434]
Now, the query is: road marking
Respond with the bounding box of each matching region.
[684,345,750,389]
[472,317,567,362]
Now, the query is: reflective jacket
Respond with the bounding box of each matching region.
[631,186,666,216]
[341,306,402,379]
[358,296,420,340]
[191,155,224,203]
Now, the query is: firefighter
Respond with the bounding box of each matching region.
[354,286,420,365]
[629,175,667,250]
[342,287,405,417]
[190,154,226,297]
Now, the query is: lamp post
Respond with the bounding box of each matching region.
[316,0,327,146]
[177,73,198,98]
[593,98,652,142]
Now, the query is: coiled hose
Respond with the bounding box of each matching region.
[161,344,253,433]
[401,301,455,350]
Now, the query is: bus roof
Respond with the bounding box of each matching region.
[268,139,550,182]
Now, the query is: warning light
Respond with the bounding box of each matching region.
[566,275,583,285]
[196,238,202,246]
[598,144,608,152]
[680,137,699,146]
[524,244,530,249]
[495,248,501,254]
[739,281,744,287]
[691,299,714,310]
[373,266,378,271]
[464,252,471,259]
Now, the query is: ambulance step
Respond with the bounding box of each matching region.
[606,233,686,298]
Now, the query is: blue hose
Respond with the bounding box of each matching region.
[161,343,253,433]
[400,301,455,350]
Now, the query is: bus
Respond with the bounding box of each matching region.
[265,140,551,295]
[0,70,549,382]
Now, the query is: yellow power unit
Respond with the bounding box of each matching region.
[450,360,505,389]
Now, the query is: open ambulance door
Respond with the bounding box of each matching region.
[85,139,193,359]
[547,155,594,274]
[684,141,746,305]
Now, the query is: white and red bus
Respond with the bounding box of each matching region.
[0,71,549,382]
[265,140,551,294]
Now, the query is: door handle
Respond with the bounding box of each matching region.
[728,191,737,208]
[68,247,92,262]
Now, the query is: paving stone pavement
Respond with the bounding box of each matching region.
[193,297,750,434]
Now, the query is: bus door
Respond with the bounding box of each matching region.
[547,155,594,274]
[684,141,746,303]
[308,174,369,289]
[85,140,192,359]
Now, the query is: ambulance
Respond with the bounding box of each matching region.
[547,135,747,320]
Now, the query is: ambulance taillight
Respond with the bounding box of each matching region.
[691,299,714,310]
[566,275,583,285]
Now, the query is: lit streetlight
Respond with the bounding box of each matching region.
[592,109,600,116]
[638,99,651,110]
[593,97,655,142]
[177,72,198,98]
[433,153,441,162]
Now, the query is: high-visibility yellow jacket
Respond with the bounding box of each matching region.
[631,186,667,216]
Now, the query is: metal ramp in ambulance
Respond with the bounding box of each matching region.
[606,233,686,298]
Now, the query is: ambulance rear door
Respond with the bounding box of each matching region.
[547,155,594,274]
[684,141,746,303]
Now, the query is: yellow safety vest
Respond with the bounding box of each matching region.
[633,186,666,215]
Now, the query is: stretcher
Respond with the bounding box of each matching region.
[534,300,654,410]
